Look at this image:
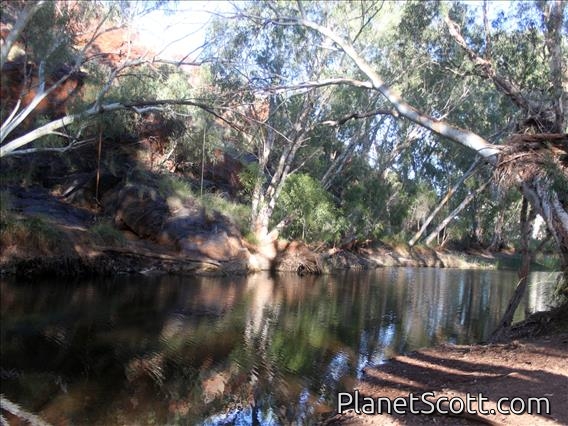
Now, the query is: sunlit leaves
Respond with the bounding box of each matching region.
[274,173,346,243]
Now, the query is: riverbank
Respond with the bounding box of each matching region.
[324,306,568,425]
[0,184,556,278]
[1,202,512,278]
[0,217,547,279]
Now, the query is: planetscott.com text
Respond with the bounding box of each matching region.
[337,391,551,416]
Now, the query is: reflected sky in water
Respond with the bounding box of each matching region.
[0,268,558,424]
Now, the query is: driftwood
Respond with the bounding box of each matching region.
[273,242,323,275]
[494,133,568,190]
[0,395,51,426]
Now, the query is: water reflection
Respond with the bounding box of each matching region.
[0,268,558,425]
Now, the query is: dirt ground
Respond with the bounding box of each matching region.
[325,332,568,425]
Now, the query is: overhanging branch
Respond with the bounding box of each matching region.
[0,98,240,157]
[271,16,501,162]
[444,15,532,114]
[321,107,397,127]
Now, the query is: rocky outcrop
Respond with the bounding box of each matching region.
[1,185,497,278]
[114,185,170,240]
[163,209,248,262]
[112,184,249,266]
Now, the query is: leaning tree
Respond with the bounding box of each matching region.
[230,0,566,335]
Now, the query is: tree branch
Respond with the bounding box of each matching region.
[265,77,374,94]
[1,8,126,144]
[273,16,501,161]
[424,177,492,245]
[321,107,397,127]
[0,99,238,157]
[0,1,46,68]
[444,15,532,114]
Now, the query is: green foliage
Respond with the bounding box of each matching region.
[156,174,194,200]
[534,252,561,271]
[237,162,261,201]
[242,230,259,246]
[3,0,565,270]
[0,214,70,255]
[89,220,126,247]
[274,173,346,244]
[403,183,437,233]
[0,190,13,214]
[200,193,251,235]
[341,177,388,239]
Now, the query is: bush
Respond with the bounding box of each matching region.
[274,173,346,244]
[156,174,194,200]
[200,193,251,235]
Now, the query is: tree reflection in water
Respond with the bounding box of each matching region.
[0,269,557,424]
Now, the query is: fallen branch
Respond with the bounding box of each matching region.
[0,395,52,426]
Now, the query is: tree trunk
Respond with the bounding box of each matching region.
[489,207,505,251]
[251,204,273,242]
[284,12,568,322]
[491,198,535,342]
[249,94,313,243]
[424,179,491,245]
[409,158,480,246]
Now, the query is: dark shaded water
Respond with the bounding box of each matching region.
[0,268,558,425]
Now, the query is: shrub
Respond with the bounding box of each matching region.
[274,173,347,244]
[200,193,251,235]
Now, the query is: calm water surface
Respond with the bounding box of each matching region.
[0,268,558,424]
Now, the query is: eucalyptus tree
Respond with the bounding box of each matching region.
[0,0,212,158]
[220,0,566,333]
[205,2,399,241]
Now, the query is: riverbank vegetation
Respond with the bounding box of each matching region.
[1,2,566,312]
[1,3,567,425]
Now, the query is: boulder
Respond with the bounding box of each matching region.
[114,185,169,239]
[163,208,247,262]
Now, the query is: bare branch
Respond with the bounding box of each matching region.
[1,9,127,144]
[444,15,532,114]
[265,77,373,94]
[0,99,237,157]
[321,107,396,127]
[272,16,501,161]
[0,1,46,68]
[0,395,51,426]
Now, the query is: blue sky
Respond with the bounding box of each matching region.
[133,1,236,61]
[133,1,513,61]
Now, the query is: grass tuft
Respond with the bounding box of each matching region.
[0,214,71,256]
[90,220,126,246]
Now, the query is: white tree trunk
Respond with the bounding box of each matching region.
[284,17,502,161]
[409,158,481,246]
[424,179,491,245]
